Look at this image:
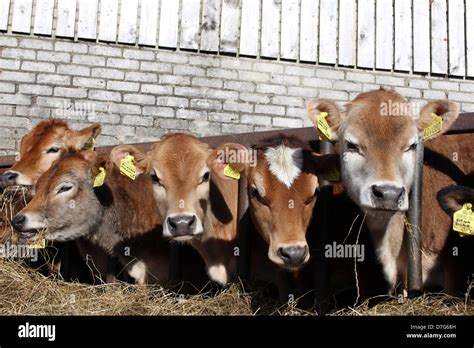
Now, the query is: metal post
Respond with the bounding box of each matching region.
[407,137,424,297]
[237,175,251,282]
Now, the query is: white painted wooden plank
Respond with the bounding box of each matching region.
[180,0,200,50]
[413,0,430,73]
[138,0,159,46]
[239,0,259,56]
[158,0,179,48]
[394,0,412,71]
[201,0,221,52]
[99,0,118,42]
[375,0,393,70]
[78,0,98,39]
[33,0,54,35]
[431,0,448,74]
[338,0,356,66]
[357,0,375,68]
[466,0,474,76]
[299,0,318,62]
[319,0,337,64]
[118,0,138,44]
[448,0,465,76]
[11,0,32,33]
[220,0,241,54]
[261,0,280,58]
[281,0,299,60]
[56,0,77,37]
[0,0,11,31]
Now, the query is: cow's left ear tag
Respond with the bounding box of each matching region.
[27,238,46,249]
[453,203,474,237]
[93,167,106,187]
[423,113,442,140]
[82,137,96,150]
[223,164,240,180]
[120,155,137,180]
[318,112,332,141]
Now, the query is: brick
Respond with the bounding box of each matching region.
[139,61,172,73]
[253,62,284,74]
[272,96,303,107]
[315,69,344,80]
[0,116,31,128]
[21,61,55,72]
[0,71,35,82]
[135,126,166,139]
[273,117,303,128]
[393,87,422,98]
[192,77,223,88]
[20,38,53,50]
[123,115,154,126]
[89,45,122,57]
[37,74,71,85]
[240,92,270,104]
[37,51,71,63]
[102,124,136,137]
[174,86,201,97]
[190,99,222,110]
[431,81,459,91]
[346,71,375,83]
[208,112,239,123]
[19,84,52,95]
[362,83,381,92]
[73,77,106,89]
[55,87,87,98]
[123,93,155,105]
[239,71,269,82]
[285,65,315,76]
[158,118,190,130]
[109,103,142,115]
[423,90,446,100]
[286,107,306,118]
[0,138,15,149]
[88,112,121,124]
[241,114,272,126]
[73,54,106,66]
[208,68,238,79]
[91,68,124,80]
[319,89,349,100]
[0,93,31,105]
[461,103,474,112]
[89,90,121,102]
[125,71,157,82]
[176,109,207,119]
[220,123,253,134]
[141,84,173,95]
[106,58,139,70]
[188,55,220,67]
[223,101,253,113]
[143,106,175,118]
[255,104,285,115]
[0,58,21,70]
[256,83,286,94]
[460,83,474,92]
[375,75,405,87]
[156,51,188,64]
[55,41,88,53]
[270,74,300,86]
[57,64,90,76]
[220,57,253,70]
[189,120,221,135]
[408,79,429,89]
[123,49,155,60]
[213,90,238,100]
[2,48,35,59]
[0,83,15,93]
[224,80,254,92]
[333,81,362,92]
[448,92,471,102]
[0,37,18,47]
[0,105,13,115]
[174,65,205,76]
[156,96,189,108]
[107,81,140,92]
[287,86,318,98]
[37,96,70,108]
[301,77,332,88]
[159,75,191,85]
[16,106,51,117]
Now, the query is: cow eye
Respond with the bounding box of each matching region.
[150,173,162,186]
[199,171,210,184]
[406,143,417,152]
[346,141,359,152]
[47,147,60,154]
[250,187,267,205]
[57,184,73,194]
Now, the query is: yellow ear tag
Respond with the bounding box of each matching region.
[423,113,443,140]
[321,164,340,182]
[453,203,474,237]
[317,112,332,141]
[223,164,240,180]
[120,155,137,180]
[27,238,46,249]
[93,167,106,187]
[83,137,96,150]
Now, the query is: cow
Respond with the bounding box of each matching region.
[11,149,171,285]
[307,89,473,295]
[110,134,245,286]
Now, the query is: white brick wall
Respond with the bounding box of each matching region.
[0,34,473,154]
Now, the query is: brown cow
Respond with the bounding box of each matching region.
[110,134,243,286]
[307,89,473,295]
[11,150,170,285]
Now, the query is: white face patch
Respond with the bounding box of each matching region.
[128,261,147,285]
[253,173,266,198]
[264,145,303,188]
[207,264,228,286]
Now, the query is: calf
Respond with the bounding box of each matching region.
[11,150,169,285]
[307,89,473,294]
[111,134,243,286]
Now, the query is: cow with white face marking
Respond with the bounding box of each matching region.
[307,89,473,294]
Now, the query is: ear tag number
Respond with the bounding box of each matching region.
[453,203,474,237]
[120,155,137,180]
[93,167,106,187]
[318,112,332,141]
[223,164,240,180]
[423,113,442,140]
[27,238,46,249]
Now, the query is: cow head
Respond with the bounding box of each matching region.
[11,150,107,242]
[437,185,474,216]
[307,89,459,212]
[1,119,101,187]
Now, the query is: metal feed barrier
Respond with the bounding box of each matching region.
[1,113,473,308]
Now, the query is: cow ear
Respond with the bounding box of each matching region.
[307,99,344,141]
[305,152,340,176]
[207,143,253,180]
[110,145,148,175]
[437,185,474,216]
[66,123,102,150]
[417,100,459,140]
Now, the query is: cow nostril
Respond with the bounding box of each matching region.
[12,214,26,228]
[371,185,384,199]
[4,172,19,183]
[168,218,177,229]
[187,215,196,227]
[277,245,308,265]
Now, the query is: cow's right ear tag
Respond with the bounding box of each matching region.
[318,112,332,141]
[223,164,240,180]
[120,155,137,180]
[93,167,106,187]
[423,113,443,140]
[453,203,474,237]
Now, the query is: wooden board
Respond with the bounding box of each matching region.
[240,0,259,56]
[220,0,241,54]
[319,0,337,64]
[338,0,356,66]
[33,0,54,35]
[78,0,98,39]
[261,0,280,58]
[158,0,179,48]
[394,0,412,71]
[56,0,77,37]
[431,0,448,74]
[280,0,299,60]
[180,0,200,50]
[11,0,32,33]
[413,0,430,73]
[357,0,375,68]
[0,0,10,31]
[98,0,118,42]
[118,0,138,44]
[299,0,318,62]
[447,0,465,76]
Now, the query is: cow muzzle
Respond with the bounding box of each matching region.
[11,213,40,241]
[275,243,309,269]
[165,213,201,241]
[1,171,19,187]
[370,184,406,211]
